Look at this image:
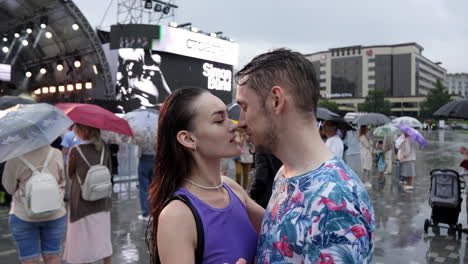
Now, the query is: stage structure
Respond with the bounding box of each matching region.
[117,0,178,25]
[109,24,239,113]
[0,0,113,101]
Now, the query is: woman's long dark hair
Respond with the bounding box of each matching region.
[146,87,208,262]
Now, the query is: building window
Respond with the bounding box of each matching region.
[320,62,326,67]
[320,79,326,83]
[368,58,375,63]
[368,75,375,80]
[368,67,375,72]
[346,49,349,56]
[320,86,326,90]
[358,49,361,55]
[368,84,375,89]
[320,70,326,75]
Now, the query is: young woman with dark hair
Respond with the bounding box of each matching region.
[146,87,264,264]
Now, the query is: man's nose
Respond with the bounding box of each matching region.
[237,111,246,128]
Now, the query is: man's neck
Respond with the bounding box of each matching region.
[274,123,334,179]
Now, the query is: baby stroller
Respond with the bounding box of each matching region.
[424,169,465,237]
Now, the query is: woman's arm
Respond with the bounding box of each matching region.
[157,200,197,264]
[2,160,18,195]
[223,176,265,233]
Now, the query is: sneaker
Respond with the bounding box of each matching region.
[138,215,149,221]
[403,185,414,190]
[399,181,407,185]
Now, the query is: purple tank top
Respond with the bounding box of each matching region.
[175,184,258,264]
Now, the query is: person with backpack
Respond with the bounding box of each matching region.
[147,87,264,264]
[63,123,113,264]
[2,145,66,264]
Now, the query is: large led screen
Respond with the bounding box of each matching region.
[115,48,233,113]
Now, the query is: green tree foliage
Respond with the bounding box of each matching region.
[358,89,392,115]
[318,99,340,113]
[420,80,451,118]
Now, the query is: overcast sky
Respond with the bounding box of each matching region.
[75,0,467,73]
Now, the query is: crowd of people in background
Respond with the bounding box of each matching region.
[3,47,468,264]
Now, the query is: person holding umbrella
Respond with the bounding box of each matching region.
[63,123,113,264]
[397,132,418,190]
[55,103,133,264]
[359,125,373,187]
[0,103,71,264]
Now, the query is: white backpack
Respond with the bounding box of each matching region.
[75,146,112,201]
[19,149,62,218]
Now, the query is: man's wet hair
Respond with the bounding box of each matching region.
[235,48,319,117]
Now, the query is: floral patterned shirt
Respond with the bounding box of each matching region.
[257,157,375,264]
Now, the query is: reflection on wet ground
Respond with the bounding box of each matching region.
[0,130,467,263]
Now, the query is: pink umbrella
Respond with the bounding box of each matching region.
[55,103,133,136]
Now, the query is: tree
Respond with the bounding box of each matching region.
[358,89,392,115]
[420,80,451,118]
[318,99,340,113]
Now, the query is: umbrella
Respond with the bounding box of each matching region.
[354,113,391,126]
[228,103,240,122]
[392,116,422,128]
[101,109,158,154]
[0,103,73,163]
[317,107,340,120]
[373,124,399,137]
[0,96,35,110]
[315,108,354,131]
[434,99,468,120]
[56,103,133,136]
[397,124,428,147]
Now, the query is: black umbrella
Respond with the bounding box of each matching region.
[433,99,468,120]
[316,107,354,131]
[0,96,35,110]
[317,107,340,120]
[228,103,241,122]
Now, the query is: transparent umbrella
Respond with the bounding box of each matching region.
[373,124,399,137]
[392,116,422,128]
[0,103,73,163]
[354,113,391,126]
[101,109,158,154]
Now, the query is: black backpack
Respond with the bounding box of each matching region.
[155,194,204,264]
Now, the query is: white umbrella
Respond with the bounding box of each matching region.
[392,116,422,128]
[0,103,73,163]
[101,109,158,155]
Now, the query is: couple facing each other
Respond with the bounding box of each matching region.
[149,49,375,264]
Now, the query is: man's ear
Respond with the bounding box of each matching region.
[176,130,197,151]
[270,86,286,114]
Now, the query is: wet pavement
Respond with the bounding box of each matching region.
[0,130,467,263]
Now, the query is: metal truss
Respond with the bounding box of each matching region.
[63,1,115,98]
[117,0,176,25]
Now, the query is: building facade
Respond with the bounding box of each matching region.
[306,43,447,116]
[446,73,468,97]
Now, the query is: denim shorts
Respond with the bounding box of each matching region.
[8,214,67,260]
